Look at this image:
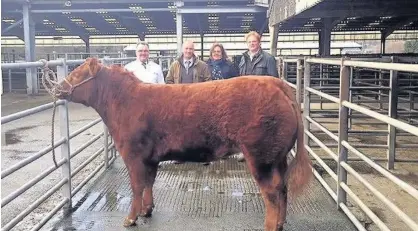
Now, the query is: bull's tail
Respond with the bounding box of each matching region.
[281,81,312,196]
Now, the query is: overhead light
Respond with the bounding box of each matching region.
[64,0,72,7]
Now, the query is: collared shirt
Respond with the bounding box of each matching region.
[124,60,165,84]
[183,59,193,69]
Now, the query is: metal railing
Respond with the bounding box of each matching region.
[0,56,133,231]
[279,56,418,231]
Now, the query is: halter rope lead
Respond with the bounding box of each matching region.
[39,59,69,169]
[39,59,101,169]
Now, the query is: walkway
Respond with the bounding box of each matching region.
[50,157,356,231]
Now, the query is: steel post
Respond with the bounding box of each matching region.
[387,57,398,170]
[303,57,311,146]
[296,59,303,106]
[176,1,184,56]
[337,57,350,209]
[23,3,36,95]
[56,58,72,213]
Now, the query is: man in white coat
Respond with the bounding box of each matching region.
[125,42,165,84]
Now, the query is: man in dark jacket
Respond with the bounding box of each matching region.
[236,31,279,162]
[238,31,279,77]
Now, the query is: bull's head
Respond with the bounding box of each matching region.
[56,57,102,105]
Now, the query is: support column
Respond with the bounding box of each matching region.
[319,18,332,57]
[175,1,184,56]
[81,36,90,58]
[269,24,279,56]
[200,32,204,60]
[23,3,37,95]
[380,32,386,54]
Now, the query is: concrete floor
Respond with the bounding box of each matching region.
[49,158,356,231]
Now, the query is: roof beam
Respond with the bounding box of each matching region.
[109,13,147,35]
[5,0,247,3]
[293,8,418,19]
[382,16,418,38]
[2,18,23,34]
[178,6,265,14]
[45,14,89,38]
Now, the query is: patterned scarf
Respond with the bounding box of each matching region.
[211,59,224,80]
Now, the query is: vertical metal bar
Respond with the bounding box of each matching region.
[319,63,323,109]
[103,124,109,168]
[23,3,34,95]
[348,67,353,129]
[175,1,184,56]
[283,62,288,81]
[296,59,303,106]
[8,69,12,92]
[200,33,204,60]
[303,57,311,146]
[337,57,350,209]
[378,71,383,110]
[56,58,72,213]
[387,57,398,170]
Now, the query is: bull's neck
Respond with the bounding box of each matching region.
[89,70,134,130]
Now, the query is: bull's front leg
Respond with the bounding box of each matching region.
[140,162,158,217]
[123,158,147,227]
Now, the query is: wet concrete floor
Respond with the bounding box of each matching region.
[50,157,356,231]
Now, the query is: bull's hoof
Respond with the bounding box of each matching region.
[139,204,154,217]
[123,217,137,227]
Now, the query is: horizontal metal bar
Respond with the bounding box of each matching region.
[345,60,418,73]
[316,157,418,162]
[285,81,296,89]
[342,101,418,136]
[305,145,338,181]
[306,87,340,103]
[305,131,338,161]
[1,178,68,231]
[108,154,117,165]
[339,182,390,231]
[1,157,67,207]
[341,141,418,201]
[71,147,104,177]
[310,143,388,148]
[311,129,388,135]
[29,198,69,231]
[314,86,391,90]
[1,138,66,179]
[397,143,418,148]
[306,58,341,66]
[313,168,337,202]
[1,100,65,124]
[69,118,102,139]
[341,163,418,230]
[282,58,299,63]
[1,60,64,69]
[339,203,368,231]
[72,162,105,196]
[71,133,103,159]
[1,57,135,70]
[306,116,339,141]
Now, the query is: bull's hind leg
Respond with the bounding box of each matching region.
[276,161,288,230]
[140,162,158,217]
[123,158,147,227]
[241,148,288,231]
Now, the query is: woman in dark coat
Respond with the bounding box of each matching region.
[206,43,238,80]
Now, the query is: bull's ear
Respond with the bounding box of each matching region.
[88,57,101,77]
